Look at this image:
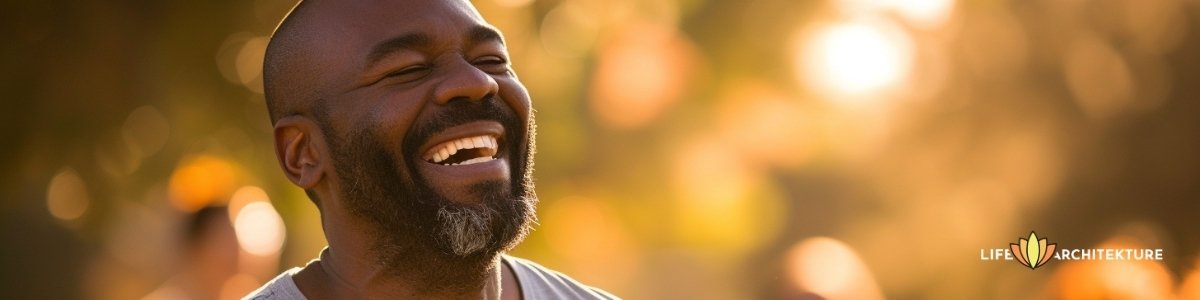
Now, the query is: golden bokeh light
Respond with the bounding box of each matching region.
[94,129,142,177]
[235,36,268,93]
[215,33,268,94]
[233,201,286,257]
[958,9,1028,80]
[892,0,955,29]
[785,237,884,300]
[1116,0,1188,56]
[589,23,699,129]
[796,18,914,102]
[1048,238,1174,299]
[714,83,817,168]
[672,138,754,216]
[228,185,270,221]
[168,155,240,213]
[541,196,638,292]
[670,137,784,252]
[121,105,170,159]
[538,0,600,58]
[1062,35,1135,121]
[46,168,90,221]
[835,0,956,29]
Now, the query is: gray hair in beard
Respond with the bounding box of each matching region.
[437,204,495,256]
[435,178,537,256]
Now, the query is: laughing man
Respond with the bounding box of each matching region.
[245,0,616,299]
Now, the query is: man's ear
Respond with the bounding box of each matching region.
[273,115,328,190]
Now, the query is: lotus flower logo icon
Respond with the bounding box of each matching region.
[1011,232,1056,269]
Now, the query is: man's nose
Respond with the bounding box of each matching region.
[433,59,499,105]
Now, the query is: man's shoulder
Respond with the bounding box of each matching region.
[243,267,306,300]
[503,255,620,300]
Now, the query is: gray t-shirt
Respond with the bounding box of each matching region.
[244,255,617,300]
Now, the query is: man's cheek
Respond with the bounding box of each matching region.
[373,96,424,137]
[497,81,532,113]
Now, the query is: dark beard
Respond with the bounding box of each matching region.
[314,97,537,289]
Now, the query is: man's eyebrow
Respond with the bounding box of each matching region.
[366,32,433,67]
[364,26,503,68]
[468,25,505,46]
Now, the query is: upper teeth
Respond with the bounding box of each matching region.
[424,135,499,164]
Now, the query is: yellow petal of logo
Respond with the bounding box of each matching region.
[1011,231,1056,269]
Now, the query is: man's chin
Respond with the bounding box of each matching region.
[431,181,531,257]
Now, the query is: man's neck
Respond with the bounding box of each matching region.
[296,249,504,299]
[293,208,508,299]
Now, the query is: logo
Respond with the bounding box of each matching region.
[980,230,1165,270]
[1011,231,1055,269]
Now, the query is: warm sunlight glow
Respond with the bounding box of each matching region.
[1063,35,1135,121]
[893,0,955,28]
[235,37,268,93]
[798,19,913,101]
[715,83,817,168]
[228,186,269,220]
[46,168,89,221]
[542,196,638,292]
[233,202,286,257]
[590,23,698,129]
[836,0,956,28]
[168,155,238,212]
[670,137,784,252]
[786,237,884,300]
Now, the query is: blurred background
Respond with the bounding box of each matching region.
[4,0,1200,299]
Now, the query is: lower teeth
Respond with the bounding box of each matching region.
[447,156,495,166]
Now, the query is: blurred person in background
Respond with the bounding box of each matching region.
[244,0,616,299]
[143,206,240,300]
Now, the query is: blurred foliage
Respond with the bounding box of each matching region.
[4,0,1200,299]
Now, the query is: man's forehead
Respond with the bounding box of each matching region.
[306,0,487,40]
[278,0,494,97]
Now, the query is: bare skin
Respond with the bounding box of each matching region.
[268,0,535,298]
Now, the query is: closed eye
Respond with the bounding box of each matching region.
[473,56,509,74]
[387,64,430,78]
[372,63,432,85]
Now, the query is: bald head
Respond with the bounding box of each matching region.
[263,0,498,125]
[263,1,316,124]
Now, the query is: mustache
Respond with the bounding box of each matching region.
[401,97,523,160]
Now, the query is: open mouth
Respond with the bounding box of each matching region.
[422,134,499,166]
[411,120,514,203]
